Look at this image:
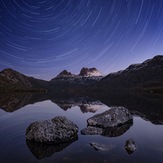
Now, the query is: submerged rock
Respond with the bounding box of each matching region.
[125,138,136,154]
[89,142,113,151]
[101,123,133,137]
[87,107,133,128]
[81,122,133,137]
[26,116,78,144]
[81,126,103,135]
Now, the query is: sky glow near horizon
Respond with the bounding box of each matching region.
[0,0,163,80]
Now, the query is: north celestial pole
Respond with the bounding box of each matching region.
[0,0,163,80]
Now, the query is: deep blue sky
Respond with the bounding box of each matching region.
[0,0,163,80]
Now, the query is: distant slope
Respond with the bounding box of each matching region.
[94,55,163,93]
[0,68,48,92]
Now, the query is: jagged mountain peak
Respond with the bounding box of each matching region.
[56,70,74,78]
[79,67,103,76]
[50,67,103,88]
[52,67,103,80]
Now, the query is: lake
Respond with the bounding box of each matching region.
[0,93,163,163]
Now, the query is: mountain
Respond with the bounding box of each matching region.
[55,70,75,78]
[79,67,103,77]
[50,67,103,92]
[1,55,162,94]
[0,68,48,92]
[94,55,163,93]
[0,67,103,93]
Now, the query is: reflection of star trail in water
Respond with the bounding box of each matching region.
[0,0,163,79]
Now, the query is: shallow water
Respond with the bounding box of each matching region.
[0,93,163,163]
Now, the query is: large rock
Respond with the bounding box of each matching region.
[87,107,133,128]
[81,107,133,137]
[26,116,78,144]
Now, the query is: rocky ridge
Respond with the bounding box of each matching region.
[79,67,103,77]
[95,55,163,92]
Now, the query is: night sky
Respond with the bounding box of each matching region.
[0,0,163,80]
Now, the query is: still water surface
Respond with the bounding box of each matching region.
[0,94,163,163]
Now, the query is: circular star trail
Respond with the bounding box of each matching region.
[0,0,163,80]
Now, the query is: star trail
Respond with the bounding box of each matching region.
[0,0,163,80]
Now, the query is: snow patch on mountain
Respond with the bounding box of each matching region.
[79,67,103,77]
[51,67,103,82]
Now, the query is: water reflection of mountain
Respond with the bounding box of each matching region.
[0,93,49,112]
[0,92,163,125]
[51,96,104,113]
[0,93,104,114]
[26,138,77,160]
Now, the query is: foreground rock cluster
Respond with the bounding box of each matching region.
[26,107,136,157]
